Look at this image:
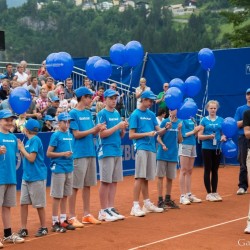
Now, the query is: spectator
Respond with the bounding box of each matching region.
[42,115,55,132]
[15,64,29,87]
[156,83,169,116]
[42,77,55,92]
[135,77,150,109]
[9,80,19,93]
[156,108,167,126]
[3,63,16,81]
[36,88,50,117]
[26,89,43,120]
[58,90,69,111]
[47,83,63,102]
[0,79,10,101]
[83,77,95,93]
[47,96,60,118]
[90,86,105,123]
[26,77,41,97]
[37,60,46,76]
[65,78,74,100]
[20,60,31,77]
[13,113,27,133]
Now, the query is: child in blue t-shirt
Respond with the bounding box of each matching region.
[47,112,75,233]
[156,109,182,209]
[0,109,24,246]
[17,118,48,238]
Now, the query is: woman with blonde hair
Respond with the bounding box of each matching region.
[135,77,150,109]
[198,100,226,202]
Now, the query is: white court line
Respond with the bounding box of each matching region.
[128,216,247,250]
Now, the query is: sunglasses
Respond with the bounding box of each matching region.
[60,93,65,95]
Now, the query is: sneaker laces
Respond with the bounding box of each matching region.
[104,209,113,217]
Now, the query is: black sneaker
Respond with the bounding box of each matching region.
[35,227,48,237]
[157,200,167,210]
[18,228,28,238]
[60,220,76,230]
[164,199,180,209]
[51,222,66,233]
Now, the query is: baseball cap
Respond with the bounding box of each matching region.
[74,87,93,98]
[0,74,5,79]
[25,118,40,132]
[0,109,17,119]
[246,88,250,94]
[58,112,74,121]
[51,96,60,102]
[104,89,118,98]
[56,81,64,87]
[44,115,55,121]
[141,90,157,100]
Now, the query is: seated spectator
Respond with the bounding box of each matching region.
[83,77,95,93]
[42,77,55,92]
[0,79,10,101]
[2,63,17,81]
[58,90,69,111]
[38,68,51,86]
[65,78,74,100]
[47,96,60,118]
[13,112,27,133]
[42,115,55,132]
[47,83,63,101]
[26,76,41,97]
[9,80,19,93]
[36,88,50,117]
[15,64,30,87]
[26,89,43,120]
[37,60,46,76]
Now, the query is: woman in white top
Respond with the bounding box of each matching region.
[135,77,150,108]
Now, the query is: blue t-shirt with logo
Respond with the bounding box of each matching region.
[22,135,47,182]
[48,130,74,173]
[181,119,196,145]
[0,132,18,184]
[200,116,224,149]
[69,108,96,158]
[157,118,182,162]
[97,109,122,159]
[129,109,158,153]
[234,104,250,135]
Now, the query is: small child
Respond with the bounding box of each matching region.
[0,109,24,246]
[17,118,48,237]
[47,112,75,232]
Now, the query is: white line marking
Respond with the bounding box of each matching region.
[128,216,247,250]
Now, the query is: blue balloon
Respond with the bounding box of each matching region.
[46,52,74,80]
[110,43,126,66]
[125,41,144,67]
[198,48,215,71]
[222,117,238,138]
[86,56,102,80]
[9,87,32,114]
[177,100,198,120]
[165,87,183,110]
[221,139,237,158]
[93,59,112,82]
[169,78,185,94]
[184,76,201,97]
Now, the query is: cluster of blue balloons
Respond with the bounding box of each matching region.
[46,52,74,80]
[86,56,112,82]
[221,117,238,158]
[164,76,201,120]
[198,48,215,71]
[9,87,32,114]
[110,41,144,67]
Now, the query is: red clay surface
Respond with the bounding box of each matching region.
[1,166,249,250]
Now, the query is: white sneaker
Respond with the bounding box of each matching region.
[213,193,222,201]
[143,202,164,213]
[188,194,202,203]
[109,208,125,220]
[0,240,3,249]
[130,206,146,217]
[237,188,247,195]
[244,224,250,234]
[180,195,191,205]
[98,209,118,222]
[3,233,25,243]
[206,193,217,202]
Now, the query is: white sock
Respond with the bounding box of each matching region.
[52,216,59,225]
[60,214,67,223]
[133,201,139,207]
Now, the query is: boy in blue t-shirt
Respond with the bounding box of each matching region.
[156,109,182,209]
[68,87,106,227]
[129,90,171,217]
[17,118,48,238]
[97,89,128,222]
[0,110,24,246]
[47,112,75,233]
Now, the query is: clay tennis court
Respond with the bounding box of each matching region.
[1,166,249,250]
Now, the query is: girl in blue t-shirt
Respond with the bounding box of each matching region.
[198,100,226,202]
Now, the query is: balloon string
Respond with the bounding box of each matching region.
[201,70,210,117]
[125,68,133,119]
[64,107,72,153]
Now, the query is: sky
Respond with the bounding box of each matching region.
[6,0,27,8]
